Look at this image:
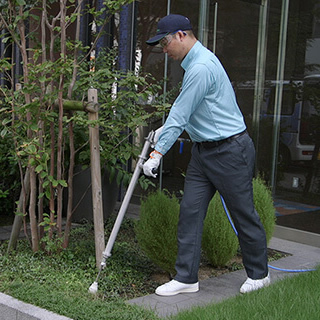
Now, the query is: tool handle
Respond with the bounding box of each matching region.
[102,131,153,259]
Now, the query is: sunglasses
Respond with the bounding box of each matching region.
[159,30,187,48]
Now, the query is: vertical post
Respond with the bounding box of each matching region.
[198,0,210,47]
[159,0,172,191]
[270,0,289,192]
[212,2,218,54]
[252,0,269,175]
[88,88,105,268]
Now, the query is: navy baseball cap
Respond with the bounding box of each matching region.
[146,14,192,45]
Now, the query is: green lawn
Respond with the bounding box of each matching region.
[0,221,161,320]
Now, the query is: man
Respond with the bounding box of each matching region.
[143,14,270,296]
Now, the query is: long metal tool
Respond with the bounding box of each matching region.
[89,127,162,293]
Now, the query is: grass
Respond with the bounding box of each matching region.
[169,266,320,320]
[0,218,162,320]
[0,217,319,320]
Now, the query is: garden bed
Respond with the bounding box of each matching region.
[0,217,288,302]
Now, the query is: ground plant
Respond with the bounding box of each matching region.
[0,220,161,320]
[253,175,276,242]
[135,177,276,271]
[203,176,276,267]
[135,190,180,276]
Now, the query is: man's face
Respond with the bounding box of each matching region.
[160,32,186,61]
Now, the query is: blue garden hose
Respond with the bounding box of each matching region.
[219,194,316,273]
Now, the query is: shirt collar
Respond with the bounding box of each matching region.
[181,41,202,71]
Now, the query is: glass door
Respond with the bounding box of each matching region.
[137,0,320,234]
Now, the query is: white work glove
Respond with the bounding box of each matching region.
[143,150,162,178]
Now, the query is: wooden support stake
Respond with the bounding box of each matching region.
[88,88,105,269]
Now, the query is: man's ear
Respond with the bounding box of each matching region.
[177,31,187,41]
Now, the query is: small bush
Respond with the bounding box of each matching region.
[202,193,239,267]
[253,176,276,244]
[135,191,179,275]
[203,177,276,267]
[136,177,276,273]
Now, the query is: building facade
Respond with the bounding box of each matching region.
[1,0,319,232]
[134,0,320,232]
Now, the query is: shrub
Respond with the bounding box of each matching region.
[135,177,276,273]
[203,177,276,267]
[253,176,276,244]
[135,191,179,276]
[202,193,239,267]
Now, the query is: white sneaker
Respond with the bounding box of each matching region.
[240,273,270,294]
[155,279,199,296]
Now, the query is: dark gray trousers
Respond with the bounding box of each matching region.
[174,132,268,283]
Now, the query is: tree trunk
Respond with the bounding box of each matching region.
[49,120,56,240]
[29,166,39,252]
[63,119,75,248]
[7,169,30,252]
[56,0,68,236]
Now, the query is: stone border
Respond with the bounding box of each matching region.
[0,293,72,320]
[274,225,320,248]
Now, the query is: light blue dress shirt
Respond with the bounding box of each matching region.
[155,41,246,156]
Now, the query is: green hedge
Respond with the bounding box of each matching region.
[135,177,276,273]
[135,191,179,276]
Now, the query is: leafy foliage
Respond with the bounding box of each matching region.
[135,191,180,276]
[72,49,166,184]
[203,177,276,267]
[202,193,239,267]
[253,176,276,243]
[135,177,276,271]
[0,133,20,216]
